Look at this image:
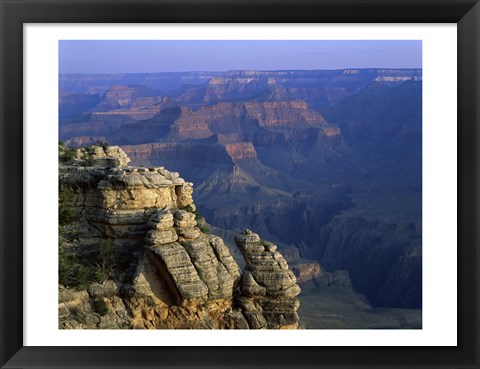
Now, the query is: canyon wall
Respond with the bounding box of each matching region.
[59,70,423,316]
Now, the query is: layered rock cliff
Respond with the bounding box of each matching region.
[58,145,300,329]
[60,100,341,148]
[177,69,422,108]
[235,230,301,329]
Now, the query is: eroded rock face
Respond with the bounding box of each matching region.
[290,262,322,285]
[234,230,301,329]
[225,142,258,161]
[145,208,242,306]
[94,85,158,111]
[58,281,131,330]
[74,145,130,167]
[314,270,353,289]
[59,151,299,329]
[59,151,195,249]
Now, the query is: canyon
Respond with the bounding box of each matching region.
[59,69,422,328]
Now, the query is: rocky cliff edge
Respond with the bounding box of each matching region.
[58,144,300,329]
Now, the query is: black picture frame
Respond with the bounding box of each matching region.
[1,0,479,368]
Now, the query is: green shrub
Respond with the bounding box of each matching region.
[93,270,106,284]
[58,248,91,290]
[59,240,107,290]
[179,205,204,220]
[59,187,75,225]
[60,147,77,163]
[59,236,125,290]
[66,228,79,240]
[193,209,204,220]
[59,241,73,286]
[98,239,117,279]
[179,204,194,212]
[92,298,109,316]
[197,224,210,234]
[70,306,87,324]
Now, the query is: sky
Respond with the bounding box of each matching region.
[59,40,422,74]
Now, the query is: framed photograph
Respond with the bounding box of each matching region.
[1,0,479,368]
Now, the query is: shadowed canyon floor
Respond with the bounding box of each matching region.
[298,288,421,329]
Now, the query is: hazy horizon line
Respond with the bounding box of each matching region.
[59,67,423,75]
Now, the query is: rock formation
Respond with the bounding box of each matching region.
[145,209,241,304]
[59,145,300,329]
[60,99,342,149]
[177,69,422,108]
[235,230,301,329]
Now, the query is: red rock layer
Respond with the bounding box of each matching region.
[225,142,257,161]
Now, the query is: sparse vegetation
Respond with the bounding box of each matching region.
[198,224,210,234]
[98,239,117,280]
[59,235,136,289]
[65,228,79,241]
[179,205,192,212]
[193,209,204,220]
[178,205,209,233]
[96,140,109,150]
[92,297,109,316]
[59,144,77,163]
[70,306,87,324]
[81,148,95,166]
[179,204,204,220]
[59,240,98,289]
[144,296,157,308]
[59,186,75,225]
